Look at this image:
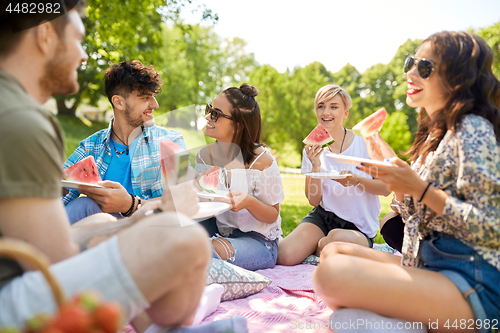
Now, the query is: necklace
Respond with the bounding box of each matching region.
[111,126,129,156]
[111,127,128,145]
[328,128,347,153]
[111,137,129,156]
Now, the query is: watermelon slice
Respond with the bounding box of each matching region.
[160,139,189,185]
[352,108,388,138]
[64,156,102,184]
[199,166,220,193]
[303,124,334,147]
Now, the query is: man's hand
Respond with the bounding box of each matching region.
[78,180,131,214]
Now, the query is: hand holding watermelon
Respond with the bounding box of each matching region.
[363,132,397,161]
[304,144,324,170]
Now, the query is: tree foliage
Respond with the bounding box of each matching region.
[56,0,217,115]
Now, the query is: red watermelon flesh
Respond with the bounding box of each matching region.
[303,124,334,147]
[199,167,220,193]
[160,139,189,185]
[352,108,388,138]
[64,156,101,183]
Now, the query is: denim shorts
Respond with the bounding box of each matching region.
[0,236,149,327]
[300,206,374,248]
[200,217,279,271]
[419,231,500,326]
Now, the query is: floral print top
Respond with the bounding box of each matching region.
[398,115,500,271]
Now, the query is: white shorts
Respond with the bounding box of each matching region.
[0,236,149,327]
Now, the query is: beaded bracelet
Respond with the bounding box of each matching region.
[122,193,135,217]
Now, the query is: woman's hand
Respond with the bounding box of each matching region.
[363,133,397,161]
[305,143,323,170]
[215,190,253,212]
[358,157,427,197]
[334,170,361,187]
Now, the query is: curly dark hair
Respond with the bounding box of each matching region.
[408,31,500,163]
[223,83,263,165]
[104,60,163,108]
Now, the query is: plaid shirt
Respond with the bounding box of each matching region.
[62,118,186,205]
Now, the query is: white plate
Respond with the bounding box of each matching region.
[197,190,230,199]
[61,180,103,189]
[327,153,393,168]
[192,202,231,221]
[304,172,349,179]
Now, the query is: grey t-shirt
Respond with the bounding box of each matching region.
[0,69,65,287]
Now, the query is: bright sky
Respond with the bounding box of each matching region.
[181,0,500,74]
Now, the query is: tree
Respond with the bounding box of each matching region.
[154,22,258,129]
[283,62,334,156]
[56,0,217,116]
[476,21,500,78]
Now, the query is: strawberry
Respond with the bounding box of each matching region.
[52,303,91,333]
[93,303,123,333]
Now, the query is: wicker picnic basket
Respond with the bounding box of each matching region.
[0,238,122,332]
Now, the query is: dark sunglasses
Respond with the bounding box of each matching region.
[404,56,435,79]
[205,104,233,122]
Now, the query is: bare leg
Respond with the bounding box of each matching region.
[211,237,234,260]
[277,223,324,266]
[118,212,211,326]
[313,243,475,332]
[316,229,369,255]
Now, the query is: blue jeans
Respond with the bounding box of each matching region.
[419,231,500,328]
[65,197,122,225]
[200,217,278,271]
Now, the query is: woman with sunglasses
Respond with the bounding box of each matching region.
[313,31,500,328]
[277,84,390,266]
[195,83,284,271]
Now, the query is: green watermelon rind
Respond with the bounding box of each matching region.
[303,138,335,148]
[302,124,335,147]
[199,169,219,194]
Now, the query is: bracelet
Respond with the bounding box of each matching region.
[418,182,431,202]
[136,197,142,211]
[355,176,361,187]
[122,193,135,217]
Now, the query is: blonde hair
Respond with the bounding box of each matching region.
[314,84,352,110]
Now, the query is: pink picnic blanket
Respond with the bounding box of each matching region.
[125,264,333,333]
[201,264,333,332]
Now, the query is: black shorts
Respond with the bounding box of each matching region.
[380,214,404,252]
[300,205,374,248]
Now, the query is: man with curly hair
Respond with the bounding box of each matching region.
[63,60,187,224]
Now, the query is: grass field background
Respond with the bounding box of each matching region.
[58,115,389,243]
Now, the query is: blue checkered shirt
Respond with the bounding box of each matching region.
[62,118,186,205]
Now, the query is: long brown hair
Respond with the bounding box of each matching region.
[223,83,263,165]
[407,31,500,163]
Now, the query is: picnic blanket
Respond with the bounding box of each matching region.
[124,244,401,333]
[125,264,332,333]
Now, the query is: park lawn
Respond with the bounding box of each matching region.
[57,115,390,244]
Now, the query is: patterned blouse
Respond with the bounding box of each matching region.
[398,115,500,271]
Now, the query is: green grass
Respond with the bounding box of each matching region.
[57,116,390,244]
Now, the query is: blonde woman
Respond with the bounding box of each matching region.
[277,85,390,266]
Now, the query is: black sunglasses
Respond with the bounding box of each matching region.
[404,56,435,79]
[205,104,233,122]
